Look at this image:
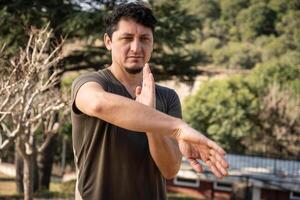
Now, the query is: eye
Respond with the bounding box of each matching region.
[121,37,133,41]
[141,37,150,42]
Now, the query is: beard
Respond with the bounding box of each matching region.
[124,66,143,74]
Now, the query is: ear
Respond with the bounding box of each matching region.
[104,33,112,51]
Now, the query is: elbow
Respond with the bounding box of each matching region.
[162,154,182,180]
[88,101,103,117]
[162,170,178,180]
[162,163,181,180]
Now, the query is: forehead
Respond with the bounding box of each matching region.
[113,18,153,37]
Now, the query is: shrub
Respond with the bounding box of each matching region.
[212,42,261,69]
[184,62,300,155]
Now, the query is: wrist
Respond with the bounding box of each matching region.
[170,118,186,139]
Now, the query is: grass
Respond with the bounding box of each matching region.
[0,172,9,178]
[0,179,198,199]
[0,172,17,196]
[168,193,198,200]
[0,179,75,199]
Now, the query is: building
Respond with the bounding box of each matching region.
[167,154,300,200]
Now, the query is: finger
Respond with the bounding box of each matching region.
[209,149,229,168]
[188,158,203,173]
[135,86,142,96]
[208,155,228,176]
[143,63,151,84]
[148,73,155,94]
[145,63,151,73]
[215,160,228,176]
[206,139,226,155]
[206,160,223,179]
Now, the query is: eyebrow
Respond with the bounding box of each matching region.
[120,33,151,37]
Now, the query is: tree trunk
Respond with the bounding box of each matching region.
[61,135,67,175]
[16,142,39,193]
[23,157,33,200]
[37,134,57,189]
[32,149,39,192]
[15,149,24,193]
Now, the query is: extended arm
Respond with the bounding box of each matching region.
[76,82,182,136]
[75,78,228,178]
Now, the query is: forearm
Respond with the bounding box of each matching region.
[146,132,182,179]
[90,90,183,136]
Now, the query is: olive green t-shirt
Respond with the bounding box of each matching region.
[71,68,182,200]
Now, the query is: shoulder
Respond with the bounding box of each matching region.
[155,84,180,102]
[156,84,178,96]
[155,84,182,118]
[72,70,105,85]
[72,69,109,91]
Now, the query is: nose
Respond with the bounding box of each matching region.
[130,39,141,53]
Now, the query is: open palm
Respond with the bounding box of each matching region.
[178,137,228,178]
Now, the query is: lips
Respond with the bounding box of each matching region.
[127,56,143,59]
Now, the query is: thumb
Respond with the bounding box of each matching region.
[135,86,142,96]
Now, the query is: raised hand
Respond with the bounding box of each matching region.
[135,63,155,108]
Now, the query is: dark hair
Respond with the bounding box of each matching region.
[104,2,157,38]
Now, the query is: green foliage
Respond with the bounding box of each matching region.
[202,19,230,40]
[59,180,76,196]
[269,0,300,14]
[184,76,258,152]
[236,3,277,41]
[248,61,300,95]
[151,1,204,81]
[250,84,300,158]
[3,0,299,72]
[276,10,300,50]
[180,0,220,20]
[256,36,290,62]
[200,37,222,56]
[212,42,261,69]
[279,51,300,67]
[0,0,204,81]
[191,0,300,69]
[219,0,250,22]
[184,62,300,155]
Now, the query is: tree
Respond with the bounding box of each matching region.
[276,10,300,50]
[180,0,220,21]
[151,0,204,81]
[236,3,277,41]
[246,84,300,158]
[0,26,68,200]
[183,76,258,153]
[212,42,261,69]
[0,0,203,81]
[183,61,300,157]
[219,0,249,23]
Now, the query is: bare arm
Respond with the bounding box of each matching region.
[135,65,182,179]
[75,73,229,178]
[76,82,182,136]
[146,134,182,179]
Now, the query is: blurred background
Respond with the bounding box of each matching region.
[0,0,299,199]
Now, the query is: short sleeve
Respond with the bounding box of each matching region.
[71,71,107,115]
[166,89,182,119]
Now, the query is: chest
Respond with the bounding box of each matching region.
[106,82,168,114]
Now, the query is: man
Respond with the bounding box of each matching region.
[71,2,228,200]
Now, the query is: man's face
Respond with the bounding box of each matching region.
[104,18,154,74]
